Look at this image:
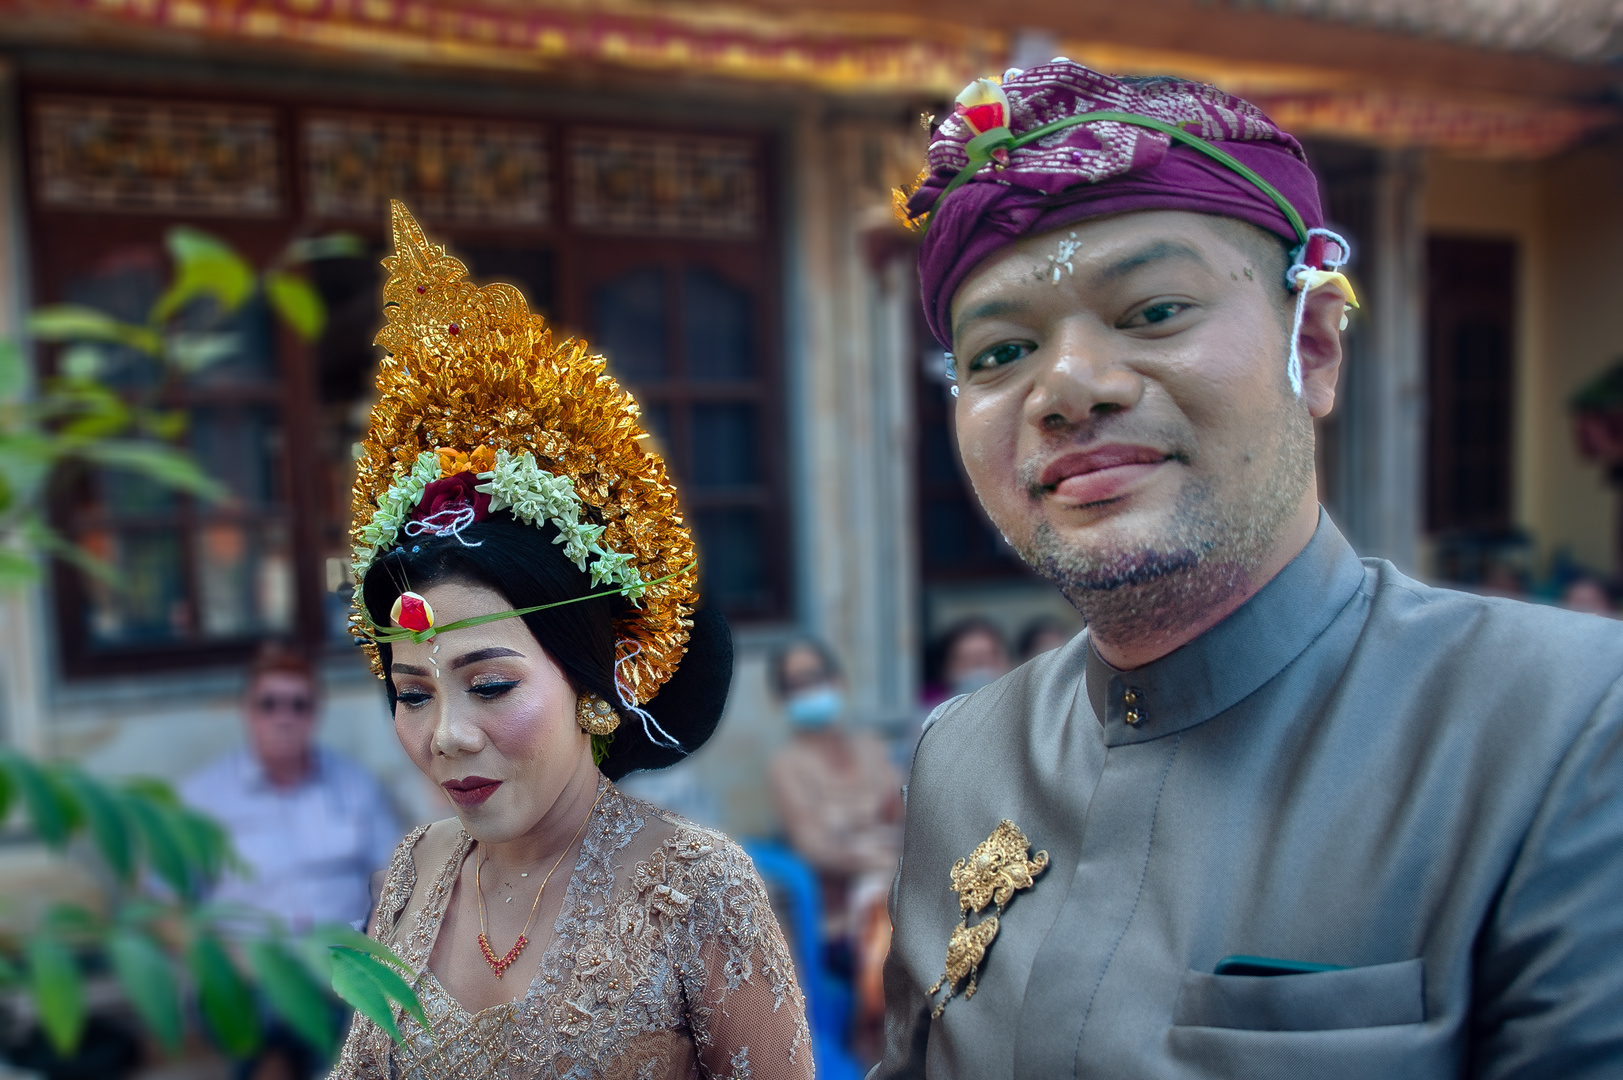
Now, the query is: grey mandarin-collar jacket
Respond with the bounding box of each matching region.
[874,515,1623,1079]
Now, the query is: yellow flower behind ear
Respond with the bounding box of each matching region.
[470,445,496,473]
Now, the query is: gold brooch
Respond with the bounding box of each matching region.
[927,819,1048,1017]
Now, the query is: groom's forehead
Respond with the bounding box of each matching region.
[953,217,1244,318]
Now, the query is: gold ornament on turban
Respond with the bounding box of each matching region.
[348,201,696,706]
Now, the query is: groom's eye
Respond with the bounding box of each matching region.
[968,341,1036,373]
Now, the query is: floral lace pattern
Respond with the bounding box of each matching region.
[329,783,811,1080]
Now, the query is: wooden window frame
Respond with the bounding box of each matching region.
[22,77,789,679]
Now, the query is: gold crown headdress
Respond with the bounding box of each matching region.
[349,201,697,707]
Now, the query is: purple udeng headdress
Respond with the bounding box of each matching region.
[905,59,1356,393]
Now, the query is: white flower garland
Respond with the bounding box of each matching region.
[352,449,646,613]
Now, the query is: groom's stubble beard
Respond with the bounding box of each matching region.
[1008,384,1317,649]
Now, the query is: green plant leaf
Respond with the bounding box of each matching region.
[25,522,118,588]
[76,441,226,502]
[169,805,232,885]
[109,927,183,1052]
[189,931,260,1058]
[0,751,72,846]
[317,925,411,974]
[153,229,255,324]
[28,306,163,354]
[58,344,104,383]
[331,944,422,1029]
[27,934,85,1056]
[282,234,366,264]
[121,790,192,896]
[0,339,28,399]
[263,272,326,342]
[0,548,38,589]
[0,952,21,987]
[41,902,100,938]
[56,769,133,879]
[328,946,404,1042]
[248,939,335,1053]
[125,776,182,808]
[165,332,241,374]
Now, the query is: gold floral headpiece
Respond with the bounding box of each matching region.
[349,201,696,707]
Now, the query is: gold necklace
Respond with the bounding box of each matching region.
[475,784,604,978]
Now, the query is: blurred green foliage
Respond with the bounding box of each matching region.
[0,750,424,1061]
[1,225,364,590]
[0,226,419,1065]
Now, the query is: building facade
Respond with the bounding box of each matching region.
[1,0,1621,837]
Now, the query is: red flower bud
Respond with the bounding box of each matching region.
[391,591,434,632]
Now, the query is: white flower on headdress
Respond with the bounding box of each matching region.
[351,447,647,608]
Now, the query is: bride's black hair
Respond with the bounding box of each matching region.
[360,511,730,780]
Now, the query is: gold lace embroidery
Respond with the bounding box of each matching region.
[327,783,811,1080]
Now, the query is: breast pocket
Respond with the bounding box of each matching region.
[1171,958,1425,1032]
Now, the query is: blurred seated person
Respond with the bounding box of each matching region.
[769,639,903,896]
[181,645,401,933]
[768,639,903,1045]
[925,617,1012,706]
[1563,575,1616,616]
[1016,616,1077,663]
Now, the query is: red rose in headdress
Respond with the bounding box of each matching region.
[412,472,491,525]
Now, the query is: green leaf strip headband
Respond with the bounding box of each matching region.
[359,562,698,646]
[930,111,1309,247]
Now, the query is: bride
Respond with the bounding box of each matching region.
[330,203,811,1079]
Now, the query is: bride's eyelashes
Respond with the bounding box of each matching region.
[469,679,520,701]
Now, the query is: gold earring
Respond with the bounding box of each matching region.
[577,693,620,735]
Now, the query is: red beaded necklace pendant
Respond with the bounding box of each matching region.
[478,931,528,978]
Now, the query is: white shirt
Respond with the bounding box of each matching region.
[181,746,401,932]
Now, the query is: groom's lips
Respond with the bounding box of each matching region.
[443,776,502,806]
[1039,444,1172,505]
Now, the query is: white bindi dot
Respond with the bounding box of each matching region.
[505,896,512,902]
[521,872,528,878]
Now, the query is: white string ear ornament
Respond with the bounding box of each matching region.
[1284,228,1359,397]
[613,640,685,751]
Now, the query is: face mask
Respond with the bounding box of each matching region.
[951,668,1003,695]
[785,687,844,729]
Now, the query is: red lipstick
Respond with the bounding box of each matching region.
[1038,444,1173,506]
[443,776,502,807]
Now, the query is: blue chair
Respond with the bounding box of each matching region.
[743,841,865,1080]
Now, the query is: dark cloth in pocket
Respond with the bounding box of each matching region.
[1172,958,1425,1031]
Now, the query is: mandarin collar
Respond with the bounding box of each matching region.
[1084,512,1366,747]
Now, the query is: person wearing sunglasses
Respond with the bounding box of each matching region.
[180,644,402,936]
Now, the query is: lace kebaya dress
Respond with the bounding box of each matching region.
[330,781,812,1080]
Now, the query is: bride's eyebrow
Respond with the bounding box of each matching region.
[392,663,430,676]
[449,646,524,671]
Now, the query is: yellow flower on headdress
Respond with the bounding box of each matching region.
[350,201,697,704]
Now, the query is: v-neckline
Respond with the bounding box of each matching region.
[409,791,605,1019]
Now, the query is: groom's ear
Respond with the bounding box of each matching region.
[1297,286,1346,418]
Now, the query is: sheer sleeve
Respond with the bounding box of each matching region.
[666,830,814,1080]
[326,824,429,1080]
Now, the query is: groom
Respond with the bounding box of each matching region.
[874,60,1623,1078]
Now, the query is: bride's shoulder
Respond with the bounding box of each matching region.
[612,791,765,903]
